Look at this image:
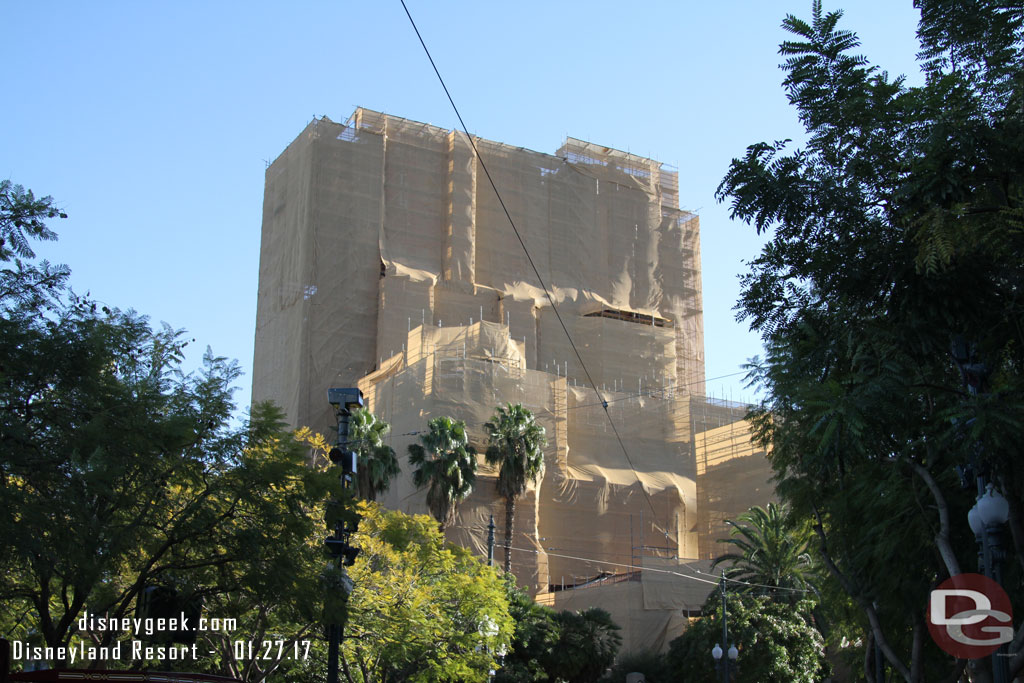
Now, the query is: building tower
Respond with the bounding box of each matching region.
[252,108,772,651]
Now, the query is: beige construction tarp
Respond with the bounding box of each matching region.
[253,109,773,653]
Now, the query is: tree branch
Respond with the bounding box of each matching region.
[811,505,912,681]
[903,458,961,577]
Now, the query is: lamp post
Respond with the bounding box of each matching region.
[952,339,1010,683]
[711,572,739,682]
[968,483,1010,683]
[487,514,495,567]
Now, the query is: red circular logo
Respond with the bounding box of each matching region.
[927,573,1014,659]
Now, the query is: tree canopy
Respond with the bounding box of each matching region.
[717,1,1023,680]
[711,503,818,600]
[666,593,828,683]
[494,585,622,683]
[340,502,512,683]
[408,416,477,531]
[347,407,400,502]
[0,182,341,680]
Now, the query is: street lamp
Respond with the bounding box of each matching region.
[977,484,1009,528]
[968,484,1009,581]
[711,642,739,681]
[711,572,739,682]
[952,338,1010,683]
[968,483,1010,683]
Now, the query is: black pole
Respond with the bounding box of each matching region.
[327,623,340,683]
[721,572,729,683]
[326,388,363,683]
[487,515,495,567]
[951,344,1007,683]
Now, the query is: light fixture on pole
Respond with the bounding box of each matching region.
[711,572,738,682]
[977,483,1009,528]
[968,483,1010,683]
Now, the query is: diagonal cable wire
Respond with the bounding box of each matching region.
[399,0,668,526]
[506,545,810,593]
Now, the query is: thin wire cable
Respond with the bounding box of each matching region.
[398,0,666,526]
[506,545,810,594]
[385,369,751,439]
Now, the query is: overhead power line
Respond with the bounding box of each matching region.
[398,0,712,530]
[506,545,810,594]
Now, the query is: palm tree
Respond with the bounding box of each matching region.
[347,407,400,502]
[484,403,546,574]
[407,416,477,531]
[710,502,818,599]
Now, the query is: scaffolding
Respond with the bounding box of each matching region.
[252,108,769,653]
[692,397,775,560]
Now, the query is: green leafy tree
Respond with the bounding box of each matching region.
[0,181,69,330]
[340,502,512,683]
[407,416,477,531]
[494,586,624,683]
[484,403,547,573]
[547,608,622,683]
[716,1,1023,680]
[710,503,818,599]
[0,180,65,262]
[185,423,339,683]
[492,583,560,683]
[347,407,400,501]
[0,184,342,680]
[596,651,670,683]
[666,593,828,683]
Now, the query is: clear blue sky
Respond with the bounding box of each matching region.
[1,1,923,416]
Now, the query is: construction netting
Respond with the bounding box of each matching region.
[693,399,777,560]
[252,108,773,653]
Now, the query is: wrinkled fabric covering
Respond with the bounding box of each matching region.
[253,109,773,652]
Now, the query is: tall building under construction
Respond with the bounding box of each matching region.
[252,108,773,651]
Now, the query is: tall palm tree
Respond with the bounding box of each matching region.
[347,407,399,502]
[407,416,477,531]
[484,403,546,573]
[710,502,818,599]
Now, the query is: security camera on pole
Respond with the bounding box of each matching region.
[325,388,364,683]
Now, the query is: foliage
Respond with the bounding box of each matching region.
[492,583,560,683]
[185,424,339,683]
[407,416,477,531]
[547,608,622,683]
[494,585,622,683]
[666,594,828,683]
[347,407,400,501]
[0,179,65,262]
[710,503,818,599]
[484,403,547,573]
[0,183,342,681]
[716,1,1023,680]
[340,502,512,683]
[596,650,671,683]
[0,287,341,673]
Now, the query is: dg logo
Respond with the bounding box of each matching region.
[927,573,1014,658]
